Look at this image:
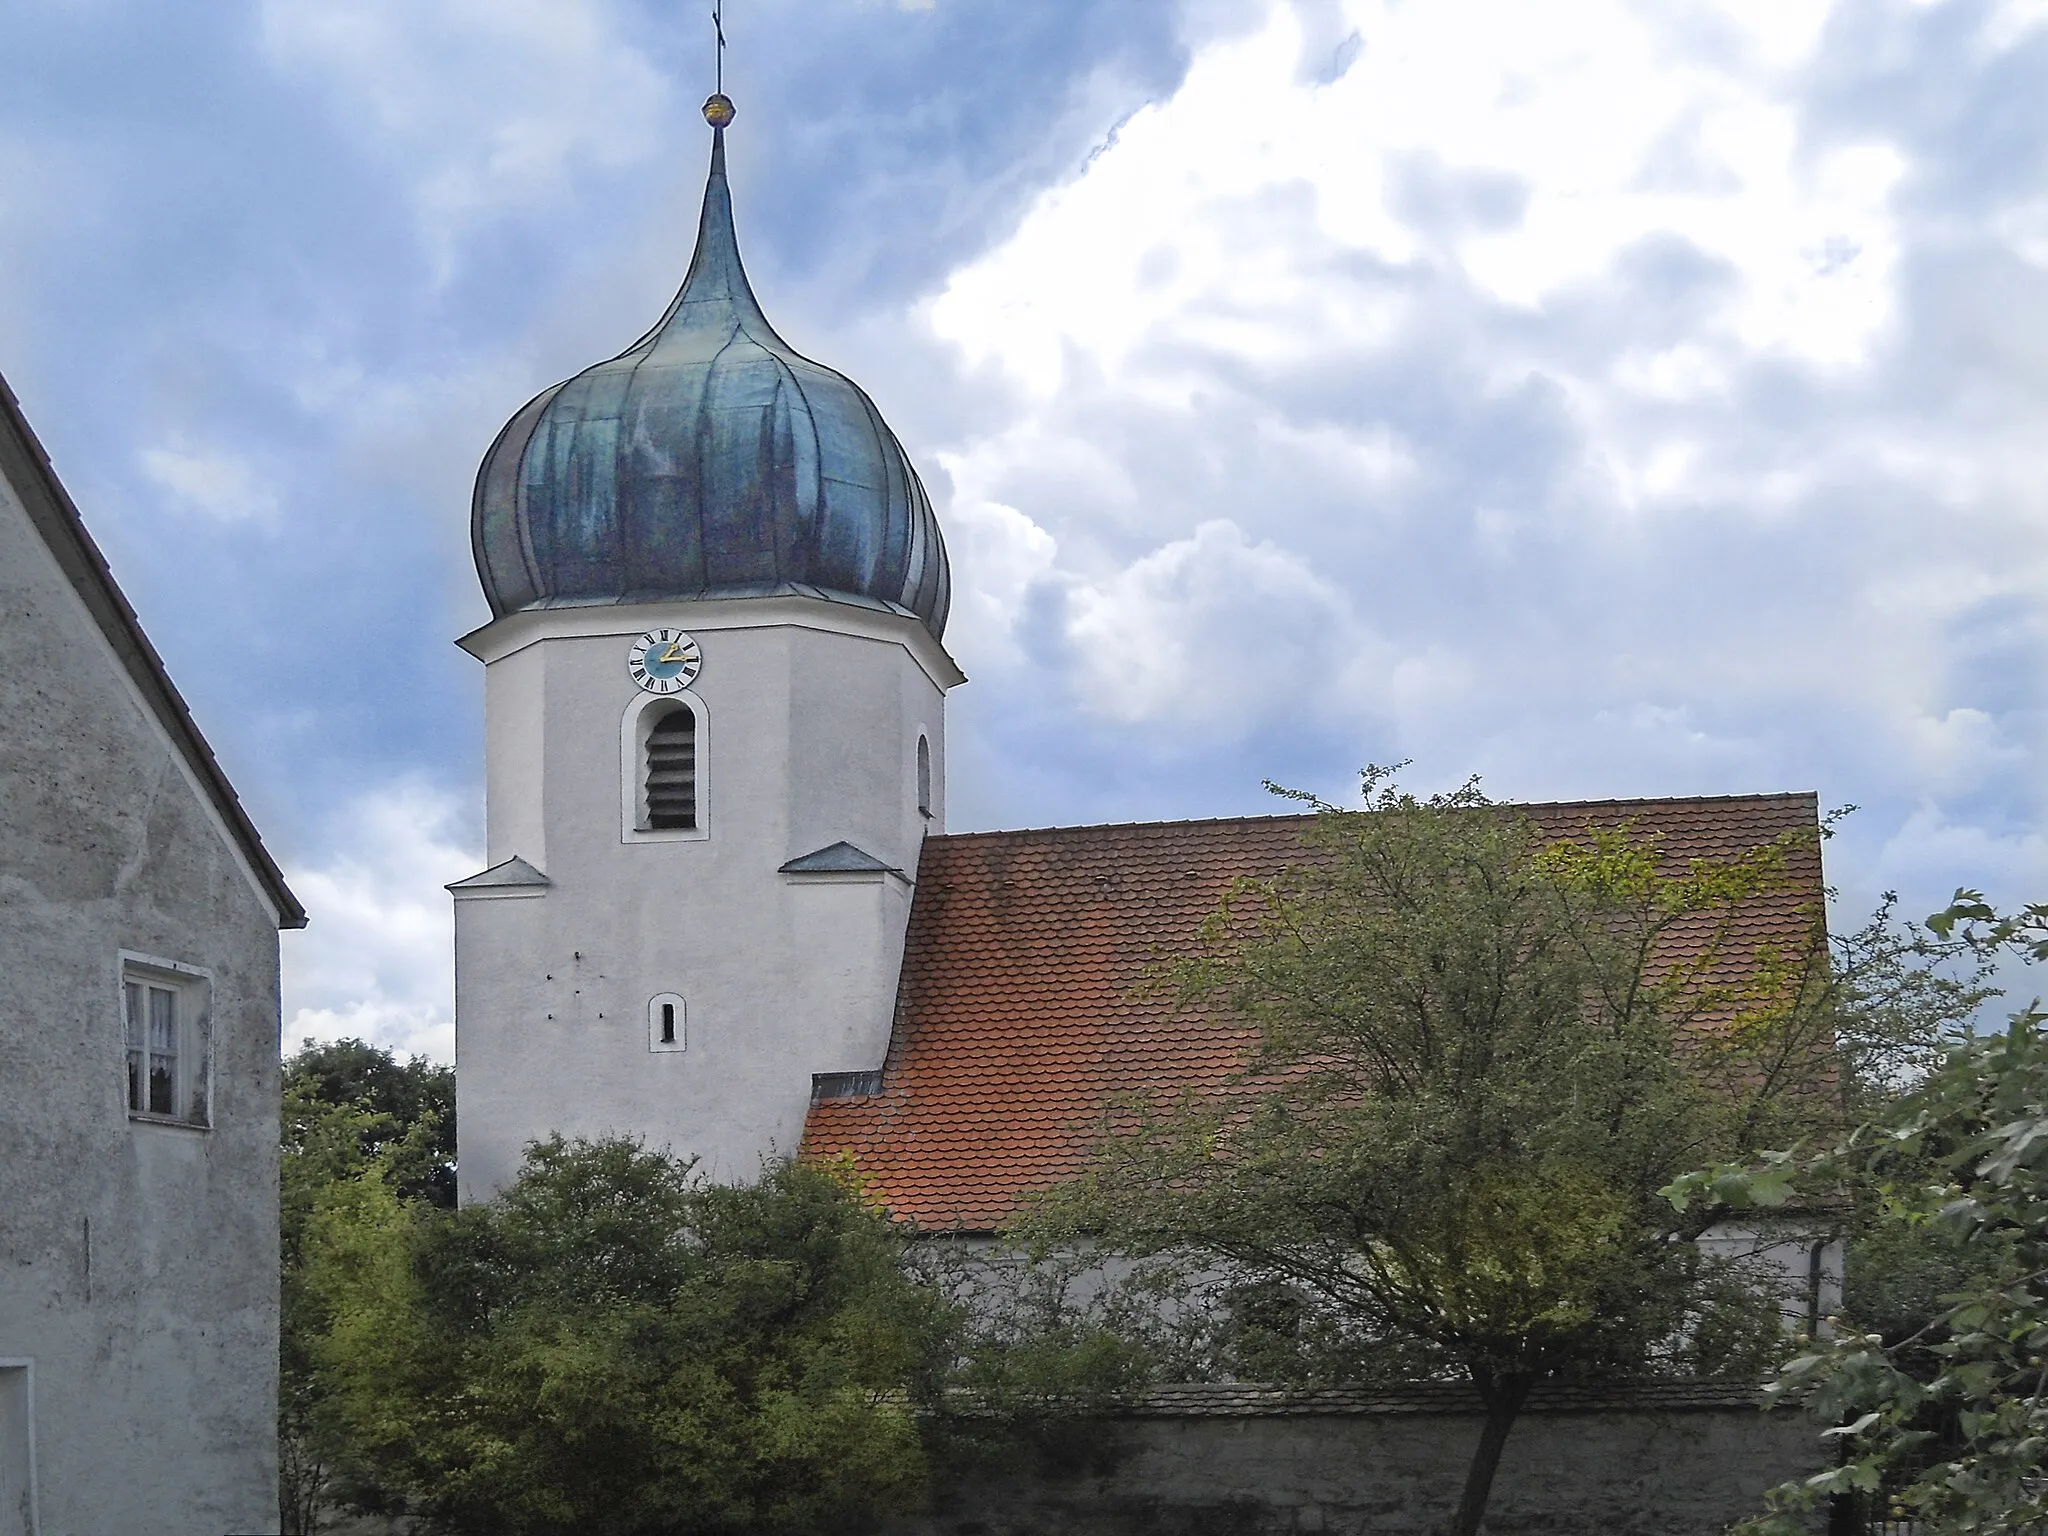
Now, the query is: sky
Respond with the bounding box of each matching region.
[2,0,2043,1062]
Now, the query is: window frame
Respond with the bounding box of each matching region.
[0,1358,37,1536]
[620,690,711,845]
[118,952,213,1130]
[647,992,687,1054]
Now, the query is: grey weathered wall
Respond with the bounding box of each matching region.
[275,1387,1824,1536]
[891,1385,1825,1536]
[0,470,281,1533]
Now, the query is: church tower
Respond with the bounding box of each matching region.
[450,100,960,1199]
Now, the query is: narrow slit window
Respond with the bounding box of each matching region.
[916,735,932,819]
[645,708,697,830]
[648,993,686,1053]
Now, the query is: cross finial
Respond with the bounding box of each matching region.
[702,2,735,128]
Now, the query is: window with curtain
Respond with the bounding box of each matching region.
[123,964,208,1125]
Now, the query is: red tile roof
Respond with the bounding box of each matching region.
[803,793,1824,1231]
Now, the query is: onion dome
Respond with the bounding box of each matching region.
[472,120,950,638]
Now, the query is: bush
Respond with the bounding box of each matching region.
[307,1138,955,1536]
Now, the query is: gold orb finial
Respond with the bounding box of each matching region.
[703,93,735,129]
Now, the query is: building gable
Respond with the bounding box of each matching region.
[0,373,303,930]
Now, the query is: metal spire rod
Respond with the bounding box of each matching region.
[713,0,726,96]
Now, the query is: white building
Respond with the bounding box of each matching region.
[0,372,305,1536]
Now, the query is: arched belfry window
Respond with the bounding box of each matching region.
[916,735,933,820]
[621,691,708,844]
[645,708,697,830]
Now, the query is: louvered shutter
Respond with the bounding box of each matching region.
[646,709,697,830]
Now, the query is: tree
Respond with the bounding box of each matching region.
[1668,896,2048,1536]
[306,1137,958,1536]
[280,1039,455,1534]
[284,1036,456,1207]
[1023,771,1938,1536]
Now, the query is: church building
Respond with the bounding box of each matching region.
[449,103,1828,1232]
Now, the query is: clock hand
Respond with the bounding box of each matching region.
[658,642,689,665]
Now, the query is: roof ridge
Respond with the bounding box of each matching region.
[932,790,1821,845]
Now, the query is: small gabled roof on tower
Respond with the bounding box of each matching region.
[447,855,552,892]
[471,116,951,637]
[779,841,902,877]
[0,369,306,931]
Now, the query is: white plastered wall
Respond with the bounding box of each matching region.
[454,597,958,1198]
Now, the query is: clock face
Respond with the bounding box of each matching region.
[626,628,703,695]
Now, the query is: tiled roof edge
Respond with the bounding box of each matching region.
[0,370,306,930]
[933,791,1821,846]
[1117,1379,1770,1418]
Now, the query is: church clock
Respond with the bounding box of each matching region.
[626,628,702,695]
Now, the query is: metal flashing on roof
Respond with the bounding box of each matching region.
[812,1070,885,1103]
[447,856,552,894]
[453,591,967,695]
[779,841,903,879]
[0,369,306,930]
[516,581,920,623]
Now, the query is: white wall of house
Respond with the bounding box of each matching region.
[0,466,283,1536]
[1698,1219,1845,1334]
[453,596,960,1199]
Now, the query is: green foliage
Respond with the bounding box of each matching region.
[1020,768,1927,1536]
[307,1137,955,1536]
[1931,892,2048,964]
[285,1036,456,1208]
[913,1242,1168,1478]
[1028,770,1847,1375]
[280,1039,454,1533]
[1667,896,2048,1536]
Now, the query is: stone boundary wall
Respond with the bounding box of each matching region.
[889,1381,1826,1536]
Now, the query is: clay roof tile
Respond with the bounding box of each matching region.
[805,793,1823,1230]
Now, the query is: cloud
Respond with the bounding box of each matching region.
[257,0,670,272]
[932,485,1061,670]
[1065,519,1372,731]
[1980,0,2048,53]
[927,0,1907,395]
[918,0,2048,914]
[139,440,279,523]
[280,780,479,1063]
